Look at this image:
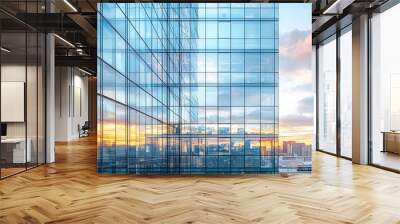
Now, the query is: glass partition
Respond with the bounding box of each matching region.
[27,32,38,169]
[0,2,46,179]
[0,31,27,177]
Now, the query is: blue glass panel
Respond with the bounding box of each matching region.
[245,21,260,38]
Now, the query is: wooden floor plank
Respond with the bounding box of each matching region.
[1,136,400,223]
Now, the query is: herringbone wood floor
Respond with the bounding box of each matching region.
[1,136,400,224]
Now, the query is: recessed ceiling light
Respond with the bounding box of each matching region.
[78,67,93,76]
[1,47,11,53]
[54,34,75,48]
[63,0,78,12]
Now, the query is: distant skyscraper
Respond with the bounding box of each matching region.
[282,141,312,156]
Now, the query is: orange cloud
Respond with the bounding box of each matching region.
[280,33,312,61]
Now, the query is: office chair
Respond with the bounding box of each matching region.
[79,121,90,138]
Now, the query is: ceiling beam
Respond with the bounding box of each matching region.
[55,55,96,73]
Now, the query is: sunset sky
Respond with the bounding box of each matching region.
[279,4,313,145]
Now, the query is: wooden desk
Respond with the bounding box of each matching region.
[382,132,400,154]
[1,138,31,164]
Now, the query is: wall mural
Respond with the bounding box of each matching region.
[97,3,312,174]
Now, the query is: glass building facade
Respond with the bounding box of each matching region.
[97,3,279,174]
[0,1,47,179]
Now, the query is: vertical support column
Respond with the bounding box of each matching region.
[46,32,55,163]
[45,0,56,164]
[315,45,319,151]
[88,77,97,133]
[352,14,369,164]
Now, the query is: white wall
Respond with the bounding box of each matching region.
[1,65,26,139]
[1,65,42,137]
[1,64,46,163]
[55,67,89,141]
